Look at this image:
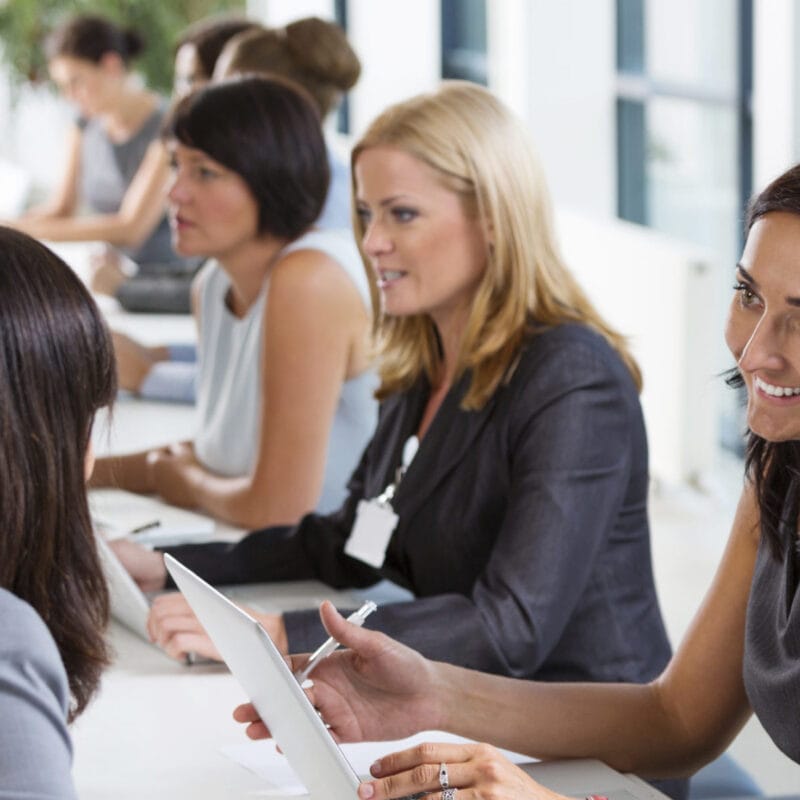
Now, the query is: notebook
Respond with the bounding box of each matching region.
[164,554,361,799]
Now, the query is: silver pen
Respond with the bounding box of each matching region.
[294,601,377,684]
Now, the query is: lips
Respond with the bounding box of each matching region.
[376,269,406,288]
[754,375,800,398]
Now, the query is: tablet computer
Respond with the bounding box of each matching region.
[164,554,362,800]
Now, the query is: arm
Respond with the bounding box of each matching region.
[12,140,169,248]
[152,249,368,528]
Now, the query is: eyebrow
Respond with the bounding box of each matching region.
[355,195,413,208]
[736,263,800,307]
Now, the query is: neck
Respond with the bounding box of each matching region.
[431,309,470,390]
[221,235,290,317]
[101,82,153,134]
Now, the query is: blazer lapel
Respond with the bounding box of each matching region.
[393,371,502,521]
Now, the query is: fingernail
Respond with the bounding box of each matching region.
[358,782,375,799]
[370,759,381,776]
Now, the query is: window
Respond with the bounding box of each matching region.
[441,0,487,85]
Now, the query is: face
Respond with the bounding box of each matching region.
[173,43,206,99]
[49,55,121,117]
[167,141,260,261]
[354,146,490,337]
[725,211,800,442]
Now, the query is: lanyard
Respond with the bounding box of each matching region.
[376,435,419,507]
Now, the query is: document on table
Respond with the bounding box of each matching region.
[90,488,216,546]
[221,730,533,795]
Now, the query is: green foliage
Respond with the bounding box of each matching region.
[0,0,245,93]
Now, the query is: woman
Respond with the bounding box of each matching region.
[117,85,682,797]
[0,226,115,797]
[116,15,361,399]
[93,76,376,529]
[234,162,800,800]
[6,15,180,275]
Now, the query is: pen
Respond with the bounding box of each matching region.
[294,600,377,684]
[130,520,161,535]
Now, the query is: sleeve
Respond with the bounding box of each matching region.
[287,337,639,672]
[161,439,384,590]
[0,600,77,800]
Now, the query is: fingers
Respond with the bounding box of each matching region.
[318,599,386,657]
[147,593,221,661]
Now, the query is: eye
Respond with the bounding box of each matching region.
[391,206,418,223]
[355,206,372,226]
[733,281,761,309]
[196,165,219,180]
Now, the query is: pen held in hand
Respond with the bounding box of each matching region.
[294,601,377,685]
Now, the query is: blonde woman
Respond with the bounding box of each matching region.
[118,84,679,794]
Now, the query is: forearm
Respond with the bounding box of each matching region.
[435,666,705,779]
[91,452,155,493]
[13,211,157,248]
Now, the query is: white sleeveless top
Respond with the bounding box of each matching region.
[194,228,377,514]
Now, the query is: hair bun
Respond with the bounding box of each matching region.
[122,28,145,58]
[284,17,360,91]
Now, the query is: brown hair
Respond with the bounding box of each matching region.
[0,226,115,719]
[175,15,260,79]
[218,17,360,117]
[46,14,144,65]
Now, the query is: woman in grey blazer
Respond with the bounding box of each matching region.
[118,83,680,795]
[0,227,116,798]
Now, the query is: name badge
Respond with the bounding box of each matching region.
[344,499,398,568]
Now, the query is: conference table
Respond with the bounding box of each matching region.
[54,240,668,800]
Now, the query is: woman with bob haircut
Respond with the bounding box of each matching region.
[5,15,182,275]
[232,162,800,800]
[0,226,115,797]
[92,76,377,531]
[117,83,683,797]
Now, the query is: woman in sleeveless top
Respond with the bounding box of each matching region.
[3,15,176,268]
[92,76,376,530]
[231,162,800,800]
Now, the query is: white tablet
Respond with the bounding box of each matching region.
[164,554,362,800]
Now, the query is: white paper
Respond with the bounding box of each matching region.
[221,730,535,794]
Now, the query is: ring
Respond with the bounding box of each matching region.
[442,789,457,800]
[438,762,449,790]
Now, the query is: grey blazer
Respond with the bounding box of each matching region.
[0,588,76,799]
[167,323,673,684]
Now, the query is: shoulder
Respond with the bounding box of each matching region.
[0,589,68,705]
[511,323,636,395]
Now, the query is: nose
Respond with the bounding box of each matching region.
[361,218,392,258]
[167,171,190,206]
[737,313,786,374]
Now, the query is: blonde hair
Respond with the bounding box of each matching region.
[218,17,360,117]
[352,81,641,410]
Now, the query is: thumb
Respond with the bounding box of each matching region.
[318,600,384,658]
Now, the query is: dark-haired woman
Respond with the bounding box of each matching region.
[92,77,376,530]
[0,226,115,798]
[233,162,800,800]
[6,14,180,277]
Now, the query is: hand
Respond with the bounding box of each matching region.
[146,442,199,508]
[88,245,134,297]
[233,601,441,744]
[108,538,167,592]
[112,331,168,393]
[358,742,567,800]
[147,592,286,662]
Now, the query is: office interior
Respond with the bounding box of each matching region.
[1,0,800,795]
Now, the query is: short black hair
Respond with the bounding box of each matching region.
[46,14,144,65]
[164,76,330,239]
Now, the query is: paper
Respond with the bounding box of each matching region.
[90,488,215,546]
[221,730,534,794]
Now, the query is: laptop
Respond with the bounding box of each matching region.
[165,553,361,799]
[165,555,671,800]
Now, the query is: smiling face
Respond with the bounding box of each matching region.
[354,145,490,340]
[725,211,800,442]
[166,141,260,261]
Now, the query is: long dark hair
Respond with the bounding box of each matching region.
[0,227,116,719]
[164,76,329,239]
[728,163,800,557]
